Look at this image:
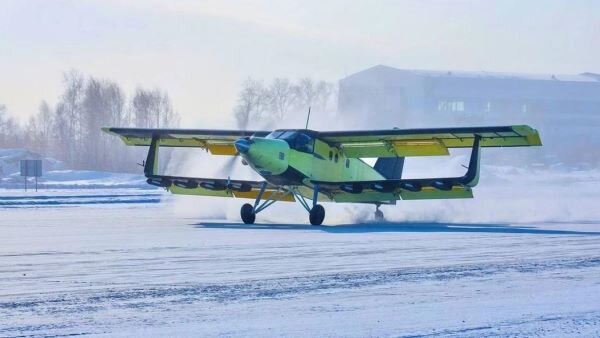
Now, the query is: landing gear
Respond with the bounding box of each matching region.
[374,204,385,222]
[240,203,256,224]
[239,182,289,224]
[309,204,325,225]
[291,184,327,225]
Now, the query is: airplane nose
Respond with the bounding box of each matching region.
[234,138,251,154]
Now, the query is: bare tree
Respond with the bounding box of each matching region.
[58,70,85,167]
[0,104,25,149]
[232,77,337,128]
[81,77,127,169]
[295,78,319,111]
[234,78,269,129]
[0,104,6,145]
[155,90,179,128]
[131,88,179,128]
[0,70,183,173]
[268,78,296,121]
[25,101,53,155]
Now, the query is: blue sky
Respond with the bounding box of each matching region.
[0,0,598,126]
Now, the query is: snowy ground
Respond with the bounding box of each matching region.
[0,188,160,207]
[2,196,600,337]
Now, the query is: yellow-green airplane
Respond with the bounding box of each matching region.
[103,125,542,225]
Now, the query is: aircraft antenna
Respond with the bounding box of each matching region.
[305,106,311,129]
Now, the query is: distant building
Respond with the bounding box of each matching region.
[338,65,600,165]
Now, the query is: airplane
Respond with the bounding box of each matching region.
[102,125,542,225]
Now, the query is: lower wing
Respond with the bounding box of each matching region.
[147,174,295,202]
[136,133,293,202]
[312,177,474,202]
[312,135,482,203]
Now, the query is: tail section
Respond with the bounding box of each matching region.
[374,156,405,179]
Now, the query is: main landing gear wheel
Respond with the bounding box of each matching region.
[240,203,256,224]
[309,204,325,225]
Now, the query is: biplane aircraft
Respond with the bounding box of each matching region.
[103,125,542,225]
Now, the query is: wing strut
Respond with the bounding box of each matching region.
[462,134,481,187]
[144,134,160,177]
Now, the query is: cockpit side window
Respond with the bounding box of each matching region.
[294,133,314,154]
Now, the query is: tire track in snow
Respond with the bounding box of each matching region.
[2,256,600,316]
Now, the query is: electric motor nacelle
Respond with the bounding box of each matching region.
[173,180,199,189]
[432,180,453,191]
[340,183,363,194]
[371,181,395,193]
[147,177,171,187]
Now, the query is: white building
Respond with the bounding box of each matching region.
[338,65,600,165]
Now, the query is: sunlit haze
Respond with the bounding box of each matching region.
[1,0,598,126]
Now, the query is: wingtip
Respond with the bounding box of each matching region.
[512,125,543,146]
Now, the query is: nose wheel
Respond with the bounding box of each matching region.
[309,204,325,225]
[240,203,256,224]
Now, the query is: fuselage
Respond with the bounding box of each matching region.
[234,129,385,188]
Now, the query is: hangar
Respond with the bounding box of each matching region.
[338,65,600,165]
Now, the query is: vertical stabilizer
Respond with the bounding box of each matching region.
[374,156,405,179]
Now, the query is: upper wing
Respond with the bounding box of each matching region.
[319,125,541,157]
[102,127,270,155]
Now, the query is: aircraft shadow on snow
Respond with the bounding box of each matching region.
[192,221,600,236]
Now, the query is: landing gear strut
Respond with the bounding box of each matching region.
[292,185,326,225]
[239,182,287,224]
[374,204,385,222]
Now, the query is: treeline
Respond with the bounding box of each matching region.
[1,73,336,173]
[0,70,179,172]
[233,78,337,129]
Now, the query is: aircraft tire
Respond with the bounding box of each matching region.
[240,203,256,224]
[309,204,325,225]
[374,209,384,222]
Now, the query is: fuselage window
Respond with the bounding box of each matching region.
[334,153,339,163]
[345,159,350,168]
[279,152,285,160]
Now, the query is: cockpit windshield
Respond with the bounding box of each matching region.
[265,130,285,139]
[266,130,315,154]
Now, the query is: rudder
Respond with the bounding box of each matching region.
[374,157,405,179]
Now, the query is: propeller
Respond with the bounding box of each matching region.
[220,156,239,177]
[218,113,251,176]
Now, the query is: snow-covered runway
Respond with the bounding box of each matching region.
[2,203,600,337]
